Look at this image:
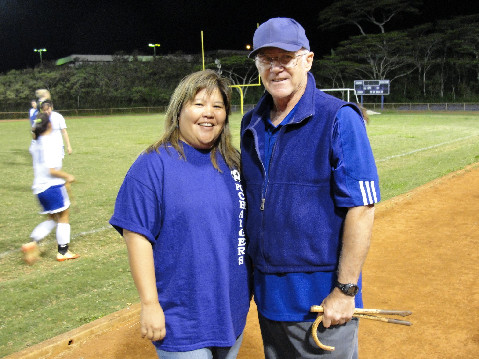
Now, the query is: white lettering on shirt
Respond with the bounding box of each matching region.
[232,170,246,266]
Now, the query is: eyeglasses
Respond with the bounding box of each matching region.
[255,52,308,70]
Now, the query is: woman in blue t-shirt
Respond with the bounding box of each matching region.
[110,70,252,358]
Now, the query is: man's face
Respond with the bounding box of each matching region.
[255,48,313,103]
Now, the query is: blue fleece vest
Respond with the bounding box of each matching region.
[241,73,365,273]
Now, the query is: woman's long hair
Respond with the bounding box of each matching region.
[146,69,240,171]
[31,113,50,140]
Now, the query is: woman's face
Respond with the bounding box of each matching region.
[178,88,227,150]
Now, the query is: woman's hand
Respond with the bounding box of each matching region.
[140,301,166,341]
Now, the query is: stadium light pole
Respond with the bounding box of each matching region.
[201,31,205,70]
[148,43,160,57]
[34,48,47,64]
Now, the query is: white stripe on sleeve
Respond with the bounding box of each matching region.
[359,181,368,206]
[365,181,373,204]
[371,181,378,203]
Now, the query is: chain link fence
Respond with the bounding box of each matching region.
[2,103,479,121]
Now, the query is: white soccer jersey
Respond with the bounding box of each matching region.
[49,111,67,152]
[30,133,65,194]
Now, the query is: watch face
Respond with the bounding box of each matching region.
[338,282,359,296]
[346,285,359,296]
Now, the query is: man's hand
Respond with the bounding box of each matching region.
[320,288,355,328]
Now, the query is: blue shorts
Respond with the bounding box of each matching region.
[36,184,70,214]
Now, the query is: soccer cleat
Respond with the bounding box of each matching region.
[22,241,40,265]
[56,250,80,262]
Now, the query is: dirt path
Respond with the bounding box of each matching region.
[7,164,479,358]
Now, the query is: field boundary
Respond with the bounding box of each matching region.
[2,104,479,120]
[373,161,479,211]
[4,304,141,359]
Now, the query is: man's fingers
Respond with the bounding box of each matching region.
[322,316,332,328]
[322,311,351,328]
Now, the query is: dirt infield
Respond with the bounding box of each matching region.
[7,164,479,358]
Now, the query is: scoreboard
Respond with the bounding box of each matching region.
[354,80,390,95]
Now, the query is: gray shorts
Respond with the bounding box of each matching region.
[258,312,358,359]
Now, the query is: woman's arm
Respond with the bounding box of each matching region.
[49,168,75,183]
[61,128,72,155]
[123,229,166,341]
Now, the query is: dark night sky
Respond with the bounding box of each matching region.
[1,0,479,73]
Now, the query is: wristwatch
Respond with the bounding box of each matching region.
[336,281,359,297]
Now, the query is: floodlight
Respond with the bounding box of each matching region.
[34,48,47,63]
[148,43,161,57]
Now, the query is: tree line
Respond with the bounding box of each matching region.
[315,0,479,102]
[1,0,479,113]
[0,52,267,113]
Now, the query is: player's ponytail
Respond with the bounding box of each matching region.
[31,113,51,139]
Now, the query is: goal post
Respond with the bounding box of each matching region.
[320,88,358,103]
[230,83,262,115]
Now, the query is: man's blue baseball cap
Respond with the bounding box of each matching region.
[248,17,310,58]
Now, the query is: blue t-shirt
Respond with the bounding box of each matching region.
[110,142,252,351]
[256,106,371,322]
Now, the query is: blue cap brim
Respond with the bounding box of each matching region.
[248,43,304,58]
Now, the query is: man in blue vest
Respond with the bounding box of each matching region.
[241,17,381,358]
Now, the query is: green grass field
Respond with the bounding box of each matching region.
[1,111,479,356]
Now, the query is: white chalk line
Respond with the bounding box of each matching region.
[0,225,111,259]
[376,135,477,162]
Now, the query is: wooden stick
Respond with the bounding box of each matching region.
[309,305,413,351]
[353,308,412,317]
[352,313,412,326]
[311,315,335,351]
[310,305,412,319]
